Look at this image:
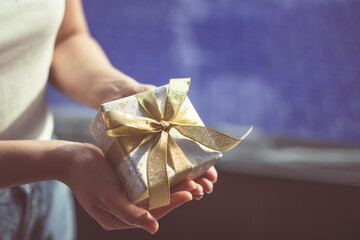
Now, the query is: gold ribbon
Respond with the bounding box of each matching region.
[103,78,252,210]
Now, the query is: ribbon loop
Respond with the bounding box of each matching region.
[164,78,191,121]
[103,110,161,136]
[136,90,163,121]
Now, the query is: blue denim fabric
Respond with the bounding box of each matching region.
[0,181,76,240]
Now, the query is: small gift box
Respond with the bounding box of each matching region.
[90,78,251,209]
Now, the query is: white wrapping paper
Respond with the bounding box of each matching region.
[89,84,222,204]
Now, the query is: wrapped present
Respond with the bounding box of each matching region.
[89,78,252,210]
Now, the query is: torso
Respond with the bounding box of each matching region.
[0,0,65,140]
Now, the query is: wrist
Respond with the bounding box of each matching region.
[45,140,80,185]
[90,71,141,109]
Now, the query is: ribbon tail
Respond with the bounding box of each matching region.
[167,136,193,187]
[147,131,170,210]
[174,125,253,152]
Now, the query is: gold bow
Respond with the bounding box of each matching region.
[102,78,252,210]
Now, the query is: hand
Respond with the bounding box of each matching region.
[93,73,156,109]
[57,142,217,234]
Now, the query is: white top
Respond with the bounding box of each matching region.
[0,0,65,140]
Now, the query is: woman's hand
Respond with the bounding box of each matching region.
[58,142,217,234]
[92,73,156,108]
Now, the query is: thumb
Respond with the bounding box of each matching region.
[150,191,193,220]
[108,190,159,234]
[137,83,156,92]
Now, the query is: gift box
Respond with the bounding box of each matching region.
[89,78,251,210]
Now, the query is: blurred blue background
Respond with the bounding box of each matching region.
[49,0,360,144]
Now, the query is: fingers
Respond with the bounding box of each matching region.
[107,190,159,234]
[171,180,196,193]
[92,167,217,234]
[171,180,204,200]
[191,183,204,200]
[203,166,218,183]
[150,191,193,220]
[195,177,213,194]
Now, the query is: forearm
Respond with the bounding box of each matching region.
[0,140,72,189]
[50,33,136,109]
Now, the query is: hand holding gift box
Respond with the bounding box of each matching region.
[90,78,252,210]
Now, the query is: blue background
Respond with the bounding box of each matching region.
[49,0,360,144]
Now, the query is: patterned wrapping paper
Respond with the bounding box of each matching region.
[89,83,222,205]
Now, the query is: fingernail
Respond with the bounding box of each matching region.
[193,193,204,200]
[191,188,204,197]
[193,192,204,196]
